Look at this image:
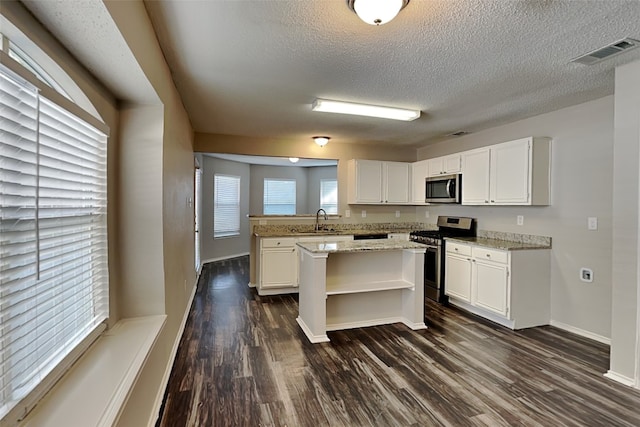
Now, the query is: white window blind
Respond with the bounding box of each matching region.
[263,179,296,215]
[214,174,240,238]
[320,179,338,214]
[0,66,108,420]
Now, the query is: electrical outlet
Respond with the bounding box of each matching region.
[580,267,593,283]
[517,215,524,226]
[345,209,350,218]
[259,219,267,225]
[361,210,366,218]
[395,210,400,218]
[588,217,598,230]
[425,210,430,218]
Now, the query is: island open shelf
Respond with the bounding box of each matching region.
[325,280,414,296]
[296,240,427,343]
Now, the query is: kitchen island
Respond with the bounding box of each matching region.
[296,239,427,343]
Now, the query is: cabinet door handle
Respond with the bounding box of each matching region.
[486,254,491,258]
[454,247,459,251]
[277,242,281,245]
[485,200,489,204]
[491,200,495,203]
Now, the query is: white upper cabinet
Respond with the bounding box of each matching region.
[347,159,410,204]
[461,137,550,206]
[348,159,383,204]
[428,154,461,176]
[461,148,491,204]
[384,161,410,204]
[411,160,429,204]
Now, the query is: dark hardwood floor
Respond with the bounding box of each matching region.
[157,256,640,426]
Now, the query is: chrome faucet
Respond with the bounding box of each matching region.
[315,208,328,231]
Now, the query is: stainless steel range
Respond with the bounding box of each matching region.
[410,216,476,303]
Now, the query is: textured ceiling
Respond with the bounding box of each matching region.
[21,1,640,148]
[21,0,158,104]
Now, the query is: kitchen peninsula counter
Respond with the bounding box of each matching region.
[296,239,427,343]
[296,239,428,253]
[445,237,552,251]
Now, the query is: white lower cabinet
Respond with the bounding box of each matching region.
[444,258,472,303]
[445,240,550,329]
[257,235,353,295]
[473,251,509,317]
[259,238,298,291]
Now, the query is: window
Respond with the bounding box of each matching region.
[214,174,240,238]
[0,65,108,420]
[320,179,338,214]
[2,33,70,100]
[263,179,296,215]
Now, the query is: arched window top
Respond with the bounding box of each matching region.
[0,18,104,123]
[6,39,71,100]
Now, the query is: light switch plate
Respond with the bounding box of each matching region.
[395,211,400,218]
[361,210,366,218]
[588,217,598,230]
[425,210,430,218]
[517,215,524,226]
[345,209,350,218]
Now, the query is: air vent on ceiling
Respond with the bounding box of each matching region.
[571,38,640,65]
[448,131,470,137]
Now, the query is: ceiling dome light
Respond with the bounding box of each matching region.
[289,157,300,163]
[347,0,410,26]
[313,136,330,147]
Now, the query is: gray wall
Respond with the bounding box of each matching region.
[249,165,337,215]
[250,164,308,214]
[201,156,251,262]
[417,95,614,342]
[307,166,338,213]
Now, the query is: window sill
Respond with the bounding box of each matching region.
[21,315,166,427]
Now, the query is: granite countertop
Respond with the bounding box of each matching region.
[445,237,552,251]
[297,239,428,254]
[254,228,419,238]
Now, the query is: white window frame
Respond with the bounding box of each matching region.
[263,178,296,215]
[320,179,338,214]
[213,174,241,238]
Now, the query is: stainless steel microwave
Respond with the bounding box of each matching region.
[425,174,461,203]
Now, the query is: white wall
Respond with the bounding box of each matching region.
[200,156,251,262]
[610,59,640,384]
[417,96,614,342]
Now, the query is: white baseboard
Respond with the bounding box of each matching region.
[403,320,428,330]
[550,320,611,345]
[257,287,299,296]
[296,317,329,343]
[147,276,199,427]
[201,252,250,265]
[448,299,516,329]
[604,370,636,387]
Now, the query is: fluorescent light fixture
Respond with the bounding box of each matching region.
[288,157,300,163]
[311,98,420,121]
[313,136,330,147]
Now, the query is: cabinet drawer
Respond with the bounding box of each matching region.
[446,241,471,256]
[297,236,325,243]
[261,238,296,248]
[472,247,508,264]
